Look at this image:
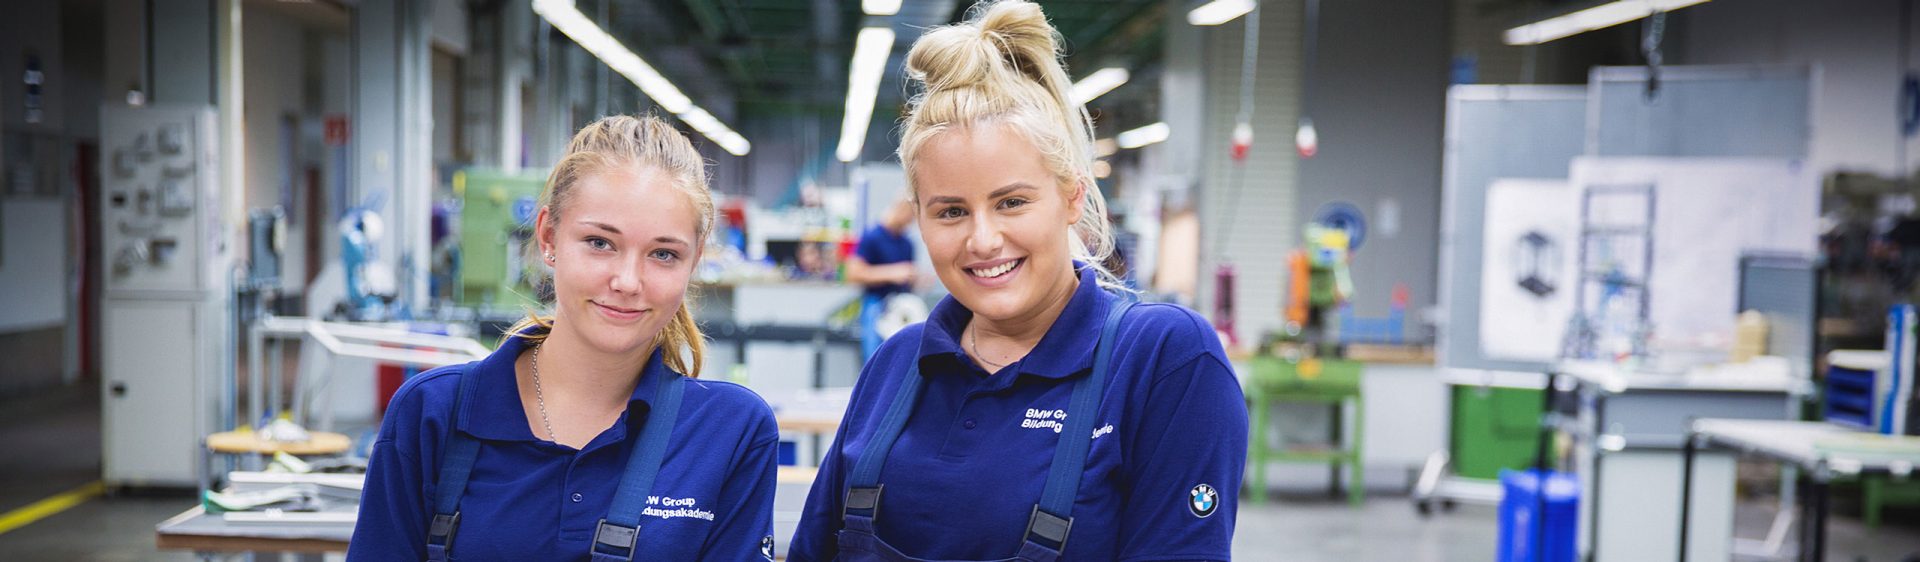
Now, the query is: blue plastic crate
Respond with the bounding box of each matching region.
[1498,469,1579,562]
[1827,365,1878,429]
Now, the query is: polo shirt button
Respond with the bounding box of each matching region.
[571,492,584,503]
[963,419,977,429]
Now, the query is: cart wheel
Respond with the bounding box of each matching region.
[1441,499,1458,512]
[1415,499,1433,517]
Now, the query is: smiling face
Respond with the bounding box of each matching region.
[913,123,1084,323]
[535,165,700,359]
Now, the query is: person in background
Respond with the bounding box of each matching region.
[350,115,779,561]
[846,196,920,358]
[788,2,1247,560]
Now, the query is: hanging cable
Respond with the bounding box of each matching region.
[1641,11,1667,102]
[1213,1,1262,262]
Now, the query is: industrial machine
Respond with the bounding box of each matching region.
[337,207,397,321]
[454,169,545,311]
[98,104,229,488]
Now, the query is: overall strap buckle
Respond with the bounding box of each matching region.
[1023,505,1073,551]
[592,519,640,560]
[426,512,461,548]
[843,485,884,520]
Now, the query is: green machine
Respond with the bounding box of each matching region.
[1449,386,1542,480]
[456,169,547,311]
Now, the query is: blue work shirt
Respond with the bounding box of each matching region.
[855,225,914,299]
[349,334,781,561]
[790,264,1248,561]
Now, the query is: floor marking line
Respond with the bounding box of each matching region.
[0,480,105,535]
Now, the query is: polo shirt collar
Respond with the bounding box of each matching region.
[918,262,1111,380]
[458,331,674,441]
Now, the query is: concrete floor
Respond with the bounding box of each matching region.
[1,385,1917,561]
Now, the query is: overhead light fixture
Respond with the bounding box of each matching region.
[1094,138,1119,157]
[1504,0,1710,45]
[837,26,896,163]
[1116,122,1170,149]
[532,0,750,155]
[863,0,901,16]
[1071,67,1130,105]
[677,108,752,156]
[1093,160,1112,179]
[1188,0,1257,26]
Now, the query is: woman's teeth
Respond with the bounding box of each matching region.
[970,259,1020,278]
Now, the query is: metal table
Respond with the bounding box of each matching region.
[1541,359,1805,562]
[156,506,352,558]
[1679,419,1920,562]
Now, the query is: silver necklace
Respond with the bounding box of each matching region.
[530,344,557,442]
[968,325,1010,370]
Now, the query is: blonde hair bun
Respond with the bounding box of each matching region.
[907,1,1064,100]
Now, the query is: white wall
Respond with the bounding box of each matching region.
[0,201,68,332]
[0,0,73,336]
[1195,1,1304,339]
[1296,0,1449,322]
[1679,0,1919,177]
[243,7,308,291]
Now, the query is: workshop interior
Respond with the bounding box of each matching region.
[1,0,1919,560]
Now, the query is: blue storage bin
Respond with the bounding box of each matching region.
[1826,364,1878,429]
[1498,469,1579,562]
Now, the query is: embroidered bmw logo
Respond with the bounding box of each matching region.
[1189,483,1219,518]
[760,535,775,559]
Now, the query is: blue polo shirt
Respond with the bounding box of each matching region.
[349,334,780,561]
[855,225,914,299]
[790,264,1247,561]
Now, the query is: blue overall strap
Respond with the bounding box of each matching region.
[427,370,483,562]
[841,358,927,524]
[591,374,688,561]
[1023,298,1135,552]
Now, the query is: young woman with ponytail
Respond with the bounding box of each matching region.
[790,2,1247,561]
[351,115,780,561]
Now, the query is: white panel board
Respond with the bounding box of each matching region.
[1479,180,1580,363]
[1570,158,1818,350]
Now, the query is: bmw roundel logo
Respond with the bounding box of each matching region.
[1189,483,1219,518]
[760,535,775,560]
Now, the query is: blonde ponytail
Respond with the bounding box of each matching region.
[655,302,706,378]
[900,0,1125,290]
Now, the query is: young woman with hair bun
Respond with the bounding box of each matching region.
[790,2,1247,560]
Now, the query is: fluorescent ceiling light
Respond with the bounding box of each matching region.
[1504,0,1710,45]
[1188,0,1256,26]
[1071,68,1130,105]
[532,0,750,155]
[837,26,896,163]
[863,0,901,16]
[1116,122,1169,149]
[1094,138,1119,157]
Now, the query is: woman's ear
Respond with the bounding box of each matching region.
[1066,179,1088,226]
[534,205,557,263]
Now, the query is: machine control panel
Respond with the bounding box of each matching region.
[100,106,219,294]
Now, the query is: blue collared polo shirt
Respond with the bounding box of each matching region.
[349,334,781,561]
[790,264,1247,561]
[855,225,915,299]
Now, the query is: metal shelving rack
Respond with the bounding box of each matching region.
[1563,184,1657,361]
